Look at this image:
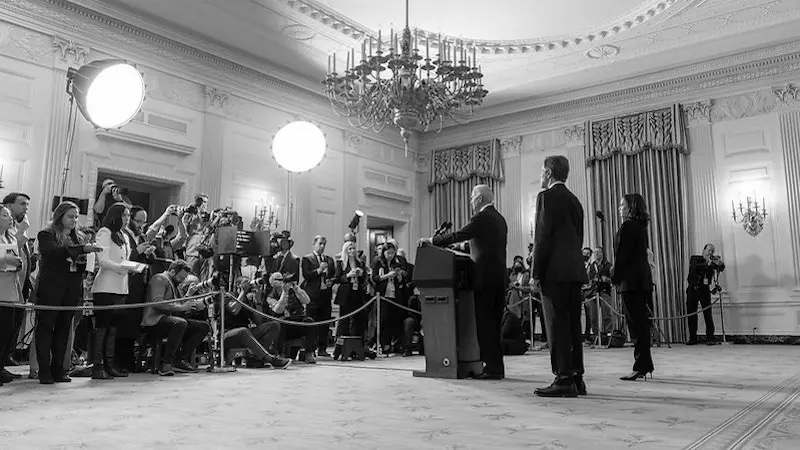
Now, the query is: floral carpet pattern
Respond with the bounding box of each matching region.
[1,344,798,449]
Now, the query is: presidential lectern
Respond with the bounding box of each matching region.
[412,242,482,379]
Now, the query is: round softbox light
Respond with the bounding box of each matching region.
[68,59,145,129]
[272,121,326,173]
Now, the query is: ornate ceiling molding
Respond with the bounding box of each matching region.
[683,101,712,127]
[586,45,620,60]
[710,90,776,122]
[422,44,800,150]
[279,0,680,55]
[52,35,89,67]
[204,86,230,111]
[563,125,586,147]
[500,136,523,158]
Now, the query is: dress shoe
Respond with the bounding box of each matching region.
[53,375,72,383]
[574,377,588,396]
[620,371,651,381]
[2,369,22,379]
[535,381,578,398]
[471,372,504,380]
[317,349,332,358]
[39,376,55,385]
[0,372,14,383]
[685,339,698,346]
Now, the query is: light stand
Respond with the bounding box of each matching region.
[714,273,731,345]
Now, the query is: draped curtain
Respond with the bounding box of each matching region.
[429,139,504,230]
[586,105,690,342]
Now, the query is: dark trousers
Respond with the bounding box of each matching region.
[145,316,210,365]
[224,322,280,360]
[282,316,316,355]
[402,316,420,348]
[541,282,584,381]
[621,290,655,373]
[473,289,505,375]
[686,287,715,339]
[379,300,405,349]
[336,295,366,338]
[0,306,25,370]
[306,290,332,351]
[35,274,83,378]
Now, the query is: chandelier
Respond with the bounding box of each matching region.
[322,0,488,155]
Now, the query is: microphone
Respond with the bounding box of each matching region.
[595,211,606,222]
[433,221,450,237]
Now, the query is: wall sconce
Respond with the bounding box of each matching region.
[731,195,767,237]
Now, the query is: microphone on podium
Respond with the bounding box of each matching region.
[433,221,452,237]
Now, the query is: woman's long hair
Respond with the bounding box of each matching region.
[102,203,129,247]
[340,241,357,268]
[0,205,15,242]
[48,201,84,246]
[623,193,650,225]
[380,241,396,266]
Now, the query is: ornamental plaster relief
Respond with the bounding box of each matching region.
[683,101,712,127]
[0,20,52,64]
[52,35,89,68]
[563,125,586,147]
[772,83,800,110]
[500,136,523,158]
[710,89,776,122]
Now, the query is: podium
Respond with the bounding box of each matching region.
[411,243,482,379]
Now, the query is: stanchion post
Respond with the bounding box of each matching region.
[593,293,601,348]
[527,294,534,347]
[376,295,383,357]
[208,255,236,373]
[718,290,728,344]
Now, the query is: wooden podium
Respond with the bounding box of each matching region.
[411,243,482,379]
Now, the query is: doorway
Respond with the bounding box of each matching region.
[95,170,183,224]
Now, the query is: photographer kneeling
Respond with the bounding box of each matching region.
[224,277,291,369]
[141,260,211,375]
[265,273,317,364]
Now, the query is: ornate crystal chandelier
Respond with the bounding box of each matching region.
[323,0,488,155]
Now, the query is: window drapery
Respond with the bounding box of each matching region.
[586,105,690,342]
[429,139,504,230]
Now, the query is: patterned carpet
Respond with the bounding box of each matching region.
[1,344,798,449]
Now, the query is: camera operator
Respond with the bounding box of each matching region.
[182,194,211,273]
[141,260,210,376]
[93,179,132,225]
[265,272,316,364]
[223,277,291,369]
[686,244,726,346]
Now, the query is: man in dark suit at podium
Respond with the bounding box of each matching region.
[420,185,508,379]
[531,155,588,398]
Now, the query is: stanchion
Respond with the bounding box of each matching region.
[376,294,384,357]
[592,293,602,348]
[527,294,535,347]
[208,255,236,373]
[717,289,731,345]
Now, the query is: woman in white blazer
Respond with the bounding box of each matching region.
[0,205,24,386]
[91,203,139,380]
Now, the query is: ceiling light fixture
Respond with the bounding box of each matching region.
[323,0,488,155]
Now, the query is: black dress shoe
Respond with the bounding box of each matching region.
[685,339,698,346]
[619,371,651,381]
[0,372,14,383]
[39,376,55,385]
[574,377,587,396]
[53,375,72,383]
[2,369,22,379]
[471,372,504,380]
[535,382,578,398]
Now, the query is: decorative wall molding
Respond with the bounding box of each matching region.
[710,90,776,122]
[94,129,195,155]
[773,83,800,110]
[684,101,712,127]
[563,124,586,147]
[203,86,230,111]
[586,45,620,60]
[500,136,523,158]
[363,186,413,204]
[344,131,362,151]
[414,153,430,173]
[52,35,89,67]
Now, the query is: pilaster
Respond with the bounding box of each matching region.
[500,136,523,264]
[684,101,720,252]
[773,84,800,286]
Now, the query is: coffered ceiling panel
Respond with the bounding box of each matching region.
[95,0,800,118]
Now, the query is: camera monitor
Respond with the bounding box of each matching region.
[215,227,273,256]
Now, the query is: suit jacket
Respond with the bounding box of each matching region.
[273,251,300,283]
[300,251,335,299]
[36,228,86,280]
[92,227,132,295]
[333,258,367,306]
[531,183,588,284]
[141,272,184,327]
[432,204,508,291]
[611,219,653,292]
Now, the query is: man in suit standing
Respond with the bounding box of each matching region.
[272,231,300,283]
[531,155,588,397]
[421,185,508,379]
[301,235,336,357]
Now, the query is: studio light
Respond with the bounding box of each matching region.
[272,121,327,173]
[67,59,145,129]
[348,209,364,231]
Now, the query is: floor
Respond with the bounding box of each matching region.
[1,344,799,449]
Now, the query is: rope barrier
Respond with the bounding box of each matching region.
[598,294,721,321]
[379,296,422,315]
[0,291,220,312]
[227,293,378,327]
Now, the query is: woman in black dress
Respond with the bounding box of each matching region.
[35,202,102,384]
[611,193,655,381]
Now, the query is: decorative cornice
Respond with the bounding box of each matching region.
[683,101,712,127]
[586,45,620,60]
[563,125,585,147]
[52,35,89,66]
[710,90,776,122]
[204,86,230,111]
[344,131,363,150]
[279,0,680,55]
[422,44,800,150]
[363,186,413,204]
[773,83,800,110]
[500,136,523,158]
[95,129,195,155]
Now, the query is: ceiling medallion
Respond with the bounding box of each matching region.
[322,0,487,155]
[587,45,620,59]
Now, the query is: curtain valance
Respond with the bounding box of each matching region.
[585,104,688,166]
[428,139,504,192]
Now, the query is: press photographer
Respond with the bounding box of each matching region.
[685,244,726,346]
[141,260,211,376]
[93,179,132,224]
[265,272,316,364]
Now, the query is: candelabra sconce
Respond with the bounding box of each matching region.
[251,199,280,232]
[731,196,767,237]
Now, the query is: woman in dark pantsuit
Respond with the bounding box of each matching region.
[611,193,655,381]
[332,241,368,360]
[35,202,102,384]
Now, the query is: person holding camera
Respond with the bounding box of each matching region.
[265,272,316,364]
[370,241,409,354]
[224,277,291,369]
[332,241,369,360]
[686,244,726,346]
[93,179,132,225]
[141,260,210,376]
[301,236,336,357]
